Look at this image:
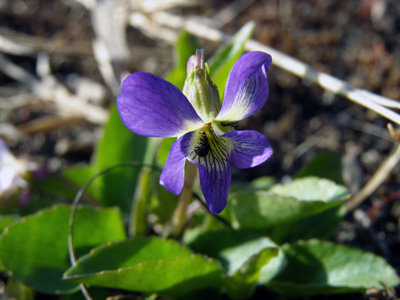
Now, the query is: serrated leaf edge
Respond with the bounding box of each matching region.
[63,253,222,280]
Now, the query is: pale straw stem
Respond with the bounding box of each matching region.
[132,11,400,125]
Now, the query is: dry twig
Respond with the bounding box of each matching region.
[347,144,400,211]
[130,11,400,125]
[0,53,108,125]
[17,115,84,135]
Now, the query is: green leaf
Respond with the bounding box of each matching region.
[258,249,286,284]
[268,240,400,295]
[150,185,178,226]
[165,31,201,89]
[62,165,95,198]
[296,151,345,185]
[32,165,93,202]
[226,178,348,242]
[208,22,255,98]
[226,190,345,231]
[0,205,126,294]
[250,176,276,190]
[149,165,178,226]
[66,237,191,272]
[128,167,152,237]
[271,205,346,244]
[184,229,281,299]
[184,229,276,274]
[93,103,151,211]
[157,137,175,166]
[0,214,19,233]
[229,176,276,193]
[270,177,348,202]
[64,237,224,299]
[0,215,21,271]
[226,247,279,300]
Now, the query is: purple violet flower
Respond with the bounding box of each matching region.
[117,51,273,214]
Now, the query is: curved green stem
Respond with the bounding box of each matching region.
[68,161,159,300]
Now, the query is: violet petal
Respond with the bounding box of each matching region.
[222,130,273,169]
[117,72,204,138]
[196,161,231,214]
[216,52,272,122]
[187,128,231,214]
[160,132,194,194]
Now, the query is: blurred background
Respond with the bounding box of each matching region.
[0,0,400,297]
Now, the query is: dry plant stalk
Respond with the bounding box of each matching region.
[347,144,400,211]
[17,115,84,135]
[130,11,400,125]
[387,123,400,142]
[0,53,108,125]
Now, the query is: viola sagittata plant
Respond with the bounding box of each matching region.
[118,50,273,214]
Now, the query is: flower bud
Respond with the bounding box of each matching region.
[182,49,221,123]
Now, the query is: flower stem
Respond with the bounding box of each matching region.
[170,162,197,237]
